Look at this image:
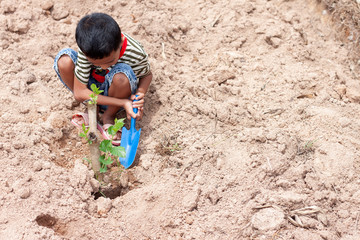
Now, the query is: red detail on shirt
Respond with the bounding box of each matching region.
[91,34,128,83]
[91,69,109,83]
[119,35,127,59]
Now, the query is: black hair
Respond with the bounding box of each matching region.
[75,13,121,59]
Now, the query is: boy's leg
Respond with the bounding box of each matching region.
[103,73,132,124]
[57,56,75,91]
[102,63,138,125]
[54,49,88,126]
[53,48,78,91]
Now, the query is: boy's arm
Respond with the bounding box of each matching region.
[73,76,136,118]
[137,71,153,96]
[73,76,93,102]
[132,71,153,102]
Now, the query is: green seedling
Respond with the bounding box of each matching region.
[79,123,92,144]
[165,142,182,152]
[304,139,318,150]
[79,84,126,174]
[297,138,318,155]
[98,118,126,173]
[89,84,104,105]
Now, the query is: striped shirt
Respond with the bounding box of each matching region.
[74,32,150,84]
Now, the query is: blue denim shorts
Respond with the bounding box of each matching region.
[53,48,138,110]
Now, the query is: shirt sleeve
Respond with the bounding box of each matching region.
[121,33,151,78]
[74,49,91,84]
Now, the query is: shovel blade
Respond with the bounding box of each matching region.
[119,126,141,169]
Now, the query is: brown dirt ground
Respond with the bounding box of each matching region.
[1,0,360,239]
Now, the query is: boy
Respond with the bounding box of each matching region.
[53,13,152,144]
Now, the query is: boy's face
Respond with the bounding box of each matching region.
[87,46,121,70]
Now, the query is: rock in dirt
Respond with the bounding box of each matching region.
[18,188,31,199]
[96,197,112,216]
[251,207,285,231]
[119,171,129,188]
[89,178,100,192]
[345,80,360,102]
[207,70,236,85]
[17,71,36,84]
[265,36,282,48]
[41,1,54,11]
[42,161,51,170]
[19,106,30,114]
[216,158,224,170]
[207,190,221,205]
[13,143,25,150]
[1,0,16,14]
[185,216,194,225]
[33,161,43,171]
[6,17,30,34]
[183,188,200,211]
[51,3,69,20]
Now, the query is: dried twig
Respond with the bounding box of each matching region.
[161,42,166,60]
[212,15,220,27]
[267,157,273,170]
[287,206,324,228]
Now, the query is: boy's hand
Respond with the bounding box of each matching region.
[123,99,137,120]
[124,97,144,121]
[130,92,145,114]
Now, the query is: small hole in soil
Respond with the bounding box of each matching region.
[35,214,57,228]
[35,214,67,235]
[93,185,123,200]
[92,170,139,199]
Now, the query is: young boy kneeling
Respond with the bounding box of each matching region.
[53,12,152,145]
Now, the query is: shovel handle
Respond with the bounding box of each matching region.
[131,96,139,132]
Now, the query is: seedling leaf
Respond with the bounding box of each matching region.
[99,140,113,152]
[100,165,107,173]
[89,84,104,105]
[90,84,104,95]
[110,146,126,158]
[99,155,106,164]
[102,156,113,165]
[107,125,116,136]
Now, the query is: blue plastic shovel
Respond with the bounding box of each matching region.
[119,100,141,169]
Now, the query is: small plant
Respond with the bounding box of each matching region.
[79,84,126,173]
[98,118,126,173]
[304,139,318,151]
[79,123,92,144]
[297,138,318,155]
[89,84,103,105]
[165,142,182,152]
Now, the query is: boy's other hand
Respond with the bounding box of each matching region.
[130,92,144,109]
[123,99,137,120]
[131,92,145,101]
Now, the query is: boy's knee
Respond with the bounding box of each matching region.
[58,55,74,72]
[108,73,131,97]
[112,73,129,88]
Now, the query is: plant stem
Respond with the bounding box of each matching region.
[87,102,101,176]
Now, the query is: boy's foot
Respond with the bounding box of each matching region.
[71,112,102,130]
[98,124,122,146]
[71,112,90,128]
